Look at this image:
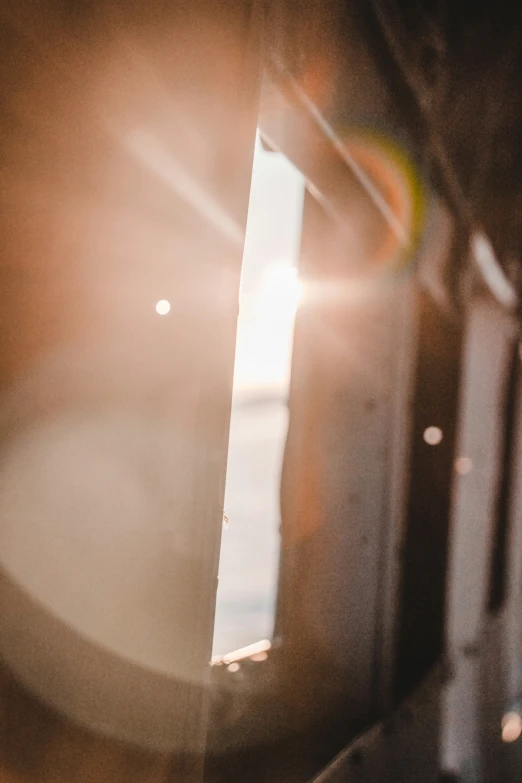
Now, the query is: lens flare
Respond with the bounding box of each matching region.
[155,299,171,315]
[337,127,427,279]
[423,426,443,446]
[502,712,522,743]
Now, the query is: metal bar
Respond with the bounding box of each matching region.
[374,277,418,711]
[494,346,522,780]
[442,296,516,780]
[471,233,517,311]
[505,349,522,699]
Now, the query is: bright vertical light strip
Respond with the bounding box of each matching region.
[212,135,305,656]
[232,136,305,394]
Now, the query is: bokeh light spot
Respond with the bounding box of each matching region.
[455,457,473,475]
[155,299,171,316]
[423,426,443,446]
[502,712,522,743]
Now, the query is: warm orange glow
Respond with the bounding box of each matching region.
[336,130,425,278]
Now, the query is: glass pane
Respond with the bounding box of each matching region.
[212,135,305,657]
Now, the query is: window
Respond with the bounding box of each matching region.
[212,135,305,656]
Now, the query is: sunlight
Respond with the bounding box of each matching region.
[502,711,522,743]
[212,136,304,656]
[257,263,303,319]
[232,260,302,393]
